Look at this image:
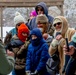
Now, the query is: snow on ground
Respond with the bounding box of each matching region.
[3,27,14,41]
[8,72,12,75]
[3,27,14,37]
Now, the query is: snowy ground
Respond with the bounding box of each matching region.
[8,72,12,75]
[3,27,14,41]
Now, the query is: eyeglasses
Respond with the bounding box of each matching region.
[54,22,62,27]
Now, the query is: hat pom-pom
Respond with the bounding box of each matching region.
[15,11,20,16]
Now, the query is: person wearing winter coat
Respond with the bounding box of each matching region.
[27,2,54,35]
[9,11,26,36]
[36,14,53,46]
[26,28,50,75]
[63,32,76,75]
[48,16,76,75]
[29,10,37,20]
[26,10,37,26]
[4,11,26,46]
[0,40,15,75]
[6,23,30,75]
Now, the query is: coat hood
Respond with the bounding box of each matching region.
[30,28,43,40]
[30,28,45,46]
[35,2,48,16]
[53,16,69,37]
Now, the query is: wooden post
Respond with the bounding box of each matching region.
[57,5,64,16]
[0,7,3,39]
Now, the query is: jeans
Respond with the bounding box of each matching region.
[62,55,70,73]
[65,57,76,75]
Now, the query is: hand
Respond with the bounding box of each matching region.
[63,45,75,56]
[31,70,38,75]
[43,33,48,40]
[26,71,31,75]
[7,50,14,57]
[56,34,62,41]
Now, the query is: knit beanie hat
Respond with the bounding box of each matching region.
[18,23,29,42]
[30,10,37,17]
[36,14,48,24]
[14,12,25,25]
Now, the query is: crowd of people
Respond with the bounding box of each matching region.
[0,1,76,75]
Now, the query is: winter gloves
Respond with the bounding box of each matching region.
[51,39,59,49]
[31,70,38,75]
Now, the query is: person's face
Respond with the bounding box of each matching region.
[31,35,37,40]
[54,22,62,31]
[37,23,47,34]
[22,32,28,37]
[37,23,44,28]
[16,22,24,30]
[37,23,44,33]
[37,7,44,15]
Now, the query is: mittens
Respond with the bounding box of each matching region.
[51,39,59,50]
[31,70,38,75]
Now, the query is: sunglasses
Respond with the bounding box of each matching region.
[54,22,62,27]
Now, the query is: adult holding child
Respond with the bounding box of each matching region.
[27,2,54,36]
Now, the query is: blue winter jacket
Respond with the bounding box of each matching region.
[27,2,54,30]
[26,28,50,75]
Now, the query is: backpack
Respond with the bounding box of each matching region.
[46,52,60,75]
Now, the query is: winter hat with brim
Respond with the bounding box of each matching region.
[14,12,25,25]
[69,32,76,48]
[53,18,62,25]
[36,14,48,24]
[18,23,29,42]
